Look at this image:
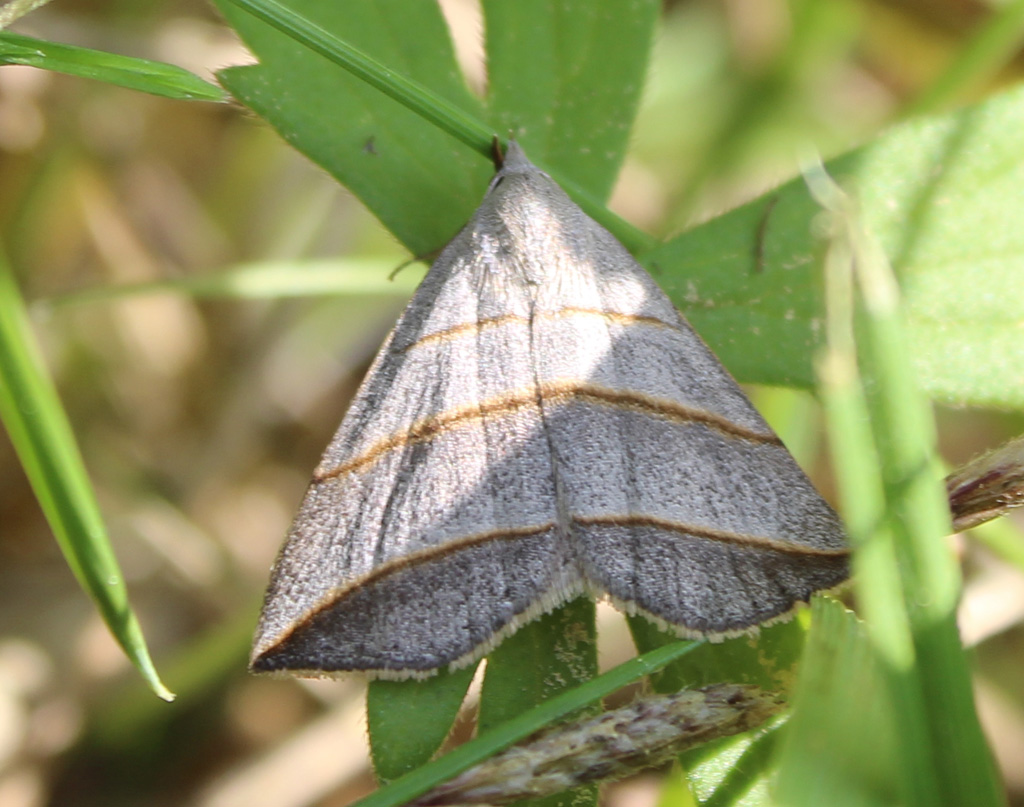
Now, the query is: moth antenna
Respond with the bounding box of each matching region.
[491,136,505,170]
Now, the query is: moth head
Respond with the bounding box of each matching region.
[487,141,550,193]
[484,141,574,232]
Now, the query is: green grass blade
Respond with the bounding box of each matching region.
[803,170,1003,806]
[811,187,938,805]
[0,252,173,702]
[349,639,702,807]
[40,259,424,307]
[908,0,1024,116]
[846,192,1003,807]
[90,604,255,749]
[0,30,227,101]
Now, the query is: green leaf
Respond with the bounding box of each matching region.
[643,188,825,389]
[810,171,1002,805]
[482,0,659,200]
[774,599,901,807]
[479,599,599,807]
[368,664,480,783]
[350,639,702,807]
[0,251,172,701]
[0,31,227,101]
[683,719,783,807]
[644,83,1024,408]
[628,616,805,695]
[215,0,492,256]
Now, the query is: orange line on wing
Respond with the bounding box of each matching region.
[404,308,675,351]
[317,383,779,482]
[260,523,561,653]
[573,514,850,557]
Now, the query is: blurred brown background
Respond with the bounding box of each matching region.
[1,1,1024,805]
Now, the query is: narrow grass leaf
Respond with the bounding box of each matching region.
[90,605,256,749]
[0,31,227,101]
[844,185,1004,807]
[812,193,936,805]
[40,259,424,307]
[0,254,172,701]
[808,170,1003,805]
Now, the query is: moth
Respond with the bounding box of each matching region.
[252,142,849,679]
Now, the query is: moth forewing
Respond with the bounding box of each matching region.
[251,142,849,679]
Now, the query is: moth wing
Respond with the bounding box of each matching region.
[519,178,849,636]
[251,225,580,678]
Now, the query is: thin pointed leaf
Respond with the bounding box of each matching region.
[0,253,172,701]
[41,259,423,307]
[806,172,1002,805]
[845,188,1003,807]
[0,31,226,101]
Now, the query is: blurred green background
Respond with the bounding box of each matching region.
[1,1,1024,806]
